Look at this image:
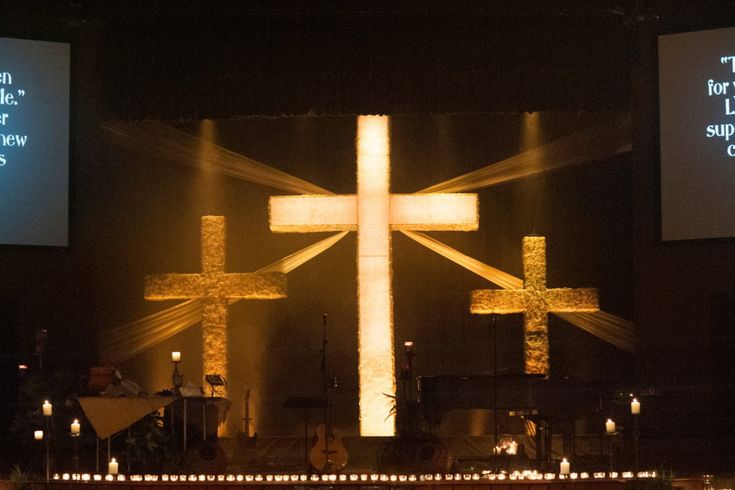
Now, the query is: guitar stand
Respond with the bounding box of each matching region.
[282,395,327,473]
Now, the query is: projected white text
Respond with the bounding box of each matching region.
[705,56,735,156]
[0,70,28,166]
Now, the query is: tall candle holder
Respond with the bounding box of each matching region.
[70,419,81,473]
[42,400,52,482]
[605,418,616,473]
[401,341,415,400]
[631,398,641,474]
[171,352,183,396]
[34,430,44,480]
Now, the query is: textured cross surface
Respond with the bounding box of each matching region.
[471,236,599,375]
[270,116,478,435]
[145,216,287,396]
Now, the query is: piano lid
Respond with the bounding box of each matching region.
[417,374,603,418]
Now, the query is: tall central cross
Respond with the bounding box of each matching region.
[145,216,287,397]
[470,236,599,375]
[270,116,478,435]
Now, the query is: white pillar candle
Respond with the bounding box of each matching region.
[560,458,570,475]
[631,398,641,415]
[42,400,52,417]
[108,458,119,475]
[171,351,181,363]
[71,419,80,435]
[606,418,616,434]
[34,430,43,440]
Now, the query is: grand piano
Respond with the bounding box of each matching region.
[418,374,605,465]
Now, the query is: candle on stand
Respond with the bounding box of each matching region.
[42,400,52,417]
[34,430,44,440]
[631,398,641,415]
[560,457,570,475]
[171,351,181,363]
[606,418,616,434]
[71,419,80,435]
[108,458,119,475]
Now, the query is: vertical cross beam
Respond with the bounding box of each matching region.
[201,216,229,382]
[356,116,395,435]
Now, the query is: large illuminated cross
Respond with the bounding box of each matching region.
[470,236,599,375]
[270,116,478,435]
[145,216,287,398]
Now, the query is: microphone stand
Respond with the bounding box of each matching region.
[319,313,333,473]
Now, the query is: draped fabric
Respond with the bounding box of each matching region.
[78,396,174,439]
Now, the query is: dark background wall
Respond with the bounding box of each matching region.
[0,0,734,470]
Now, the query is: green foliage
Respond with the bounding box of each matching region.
[7,370,82,470]
[384,393,435,438]
[9,464,30,490]
[122,412,180,473]
[380,393,451,472]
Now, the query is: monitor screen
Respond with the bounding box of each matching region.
[659,26,735,241]
[0,37,70,247]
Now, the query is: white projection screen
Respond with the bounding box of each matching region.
[659,26,735,241]
[0,37,70,247]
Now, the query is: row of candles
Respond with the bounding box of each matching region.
[52,470,659,482]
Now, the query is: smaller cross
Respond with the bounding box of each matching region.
[145,216,287,396]
[470,236,599,375]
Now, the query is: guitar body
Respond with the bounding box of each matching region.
[309,423,348,472]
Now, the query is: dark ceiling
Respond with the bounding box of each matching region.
[2,0,734,118]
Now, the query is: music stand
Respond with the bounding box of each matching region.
[205,374,225,397]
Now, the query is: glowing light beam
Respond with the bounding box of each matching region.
[401,230,635,354]
[100,231,348,366]
[102,121,332,195]
[419,114,632,194]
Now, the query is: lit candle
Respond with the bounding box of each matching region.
[631,398,640,415]
[71,419,80,435]
[108,458,118,475]
[507,440,518,455]
[42,400,53,416]
[171,351,181,363]
[34,430,44,440]
[605,418,616,434]
[560,458,570,475]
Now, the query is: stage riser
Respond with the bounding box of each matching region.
[33,481,636,490]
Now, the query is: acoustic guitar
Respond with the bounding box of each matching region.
[309,422,348,472]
